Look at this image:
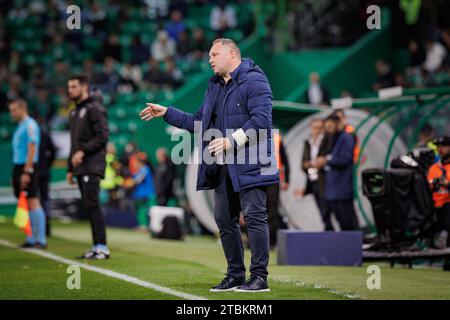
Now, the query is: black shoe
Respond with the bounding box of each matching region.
[19,242,35,248]
[34,243,47,249]
[87,249,110,260]
[235,275,270,292]
[76,249,96,259]
[210,274,245,292]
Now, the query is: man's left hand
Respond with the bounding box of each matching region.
[208,137,232,155]
[71,150,85,167]
[314,156,327,168]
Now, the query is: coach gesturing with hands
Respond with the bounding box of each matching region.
[141,38,278,292]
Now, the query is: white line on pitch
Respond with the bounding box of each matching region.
[0,238,207,300]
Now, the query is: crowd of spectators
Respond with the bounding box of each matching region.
[0,0,253,132]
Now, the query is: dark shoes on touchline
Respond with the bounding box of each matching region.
[20,242,47,249]
[210,274,245,292]
[210,274,270,292]
[235,275,270,292]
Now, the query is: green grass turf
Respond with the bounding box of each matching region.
[1,219,450,300]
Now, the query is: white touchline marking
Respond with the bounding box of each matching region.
[0,238,207,300]
[271,276,361,299]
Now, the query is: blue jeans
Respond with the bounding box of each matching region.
[214,165,269,280]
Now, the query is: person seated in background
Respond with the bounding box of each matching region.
[300,118,332,230]
[130,35,151,65]
[305,72,329,105]
[91,56,120,94]
[151,30,176,62]
[427,136,450,270]
[314,114,359,231]
[210,1,237,36]
[165,10,186,42]
[373,59,396,91]
[164,57,184,88]
[118,63,142,93]
[98,34,121,63]
[143,58,170,90]
[191,28,209,57]
[176,30,192,58]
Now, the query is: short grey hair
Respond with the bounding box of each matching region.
[212,38,241,58]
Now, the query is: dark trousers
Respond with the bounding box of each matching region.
[266,184,287,247]
[436,203,450,247]
[214,166,269,280]
[310,180,333,231]
[77,174,107,246]
[324,199,359,231]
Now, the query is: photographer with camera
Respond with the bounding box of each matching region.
[427,136,450,270]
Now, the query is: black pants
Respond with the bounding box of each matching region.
[77,174,107,246]
[324,199,359,231]
[310,180,333,231]
[214,166,269,280]
[436,203,450,247]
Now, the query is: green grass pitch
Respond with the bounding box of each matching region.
[0,219,449,300]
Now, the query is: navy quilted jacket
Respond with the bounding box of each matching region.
[163,58,279,192]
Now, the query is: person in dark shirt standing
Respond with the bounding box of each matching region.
[315,115,359,231]
[37,118,57,236]
[66,74,110,260]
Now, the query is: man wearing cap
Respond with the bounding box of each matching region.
[427,135,450,270]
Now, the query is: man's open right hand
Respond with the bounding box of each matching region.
[140,103,167,121]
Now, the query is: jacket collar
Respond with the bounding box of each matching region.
[76,96,93,109]
[210,57,254,85]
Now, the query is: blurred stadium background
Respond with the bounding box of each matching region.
[1,0,450,300]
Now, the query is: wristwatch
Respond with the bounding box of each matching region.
[24,167,34,175]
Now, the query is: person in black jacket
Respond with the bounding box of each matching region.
[37,118,57,236]
[301,118,332,230]
[66,74,110,260]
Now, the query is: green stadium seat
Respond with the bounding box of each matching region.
[127,122,139,133]
[0,127,11,140]
[118,34,133,47]
[110,106,127,119]
[11,41,26,52]
[135,91,155,102]
[126,106,141,118]
[115,93,135,105]
[108,121,119,134]
[224,30,244,42]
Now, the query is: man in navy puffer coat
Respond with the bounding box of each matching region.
[314,114,359,231]
[140,38,278,292]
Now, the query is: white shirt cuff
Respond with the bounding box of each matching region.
[231,128,248,147]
